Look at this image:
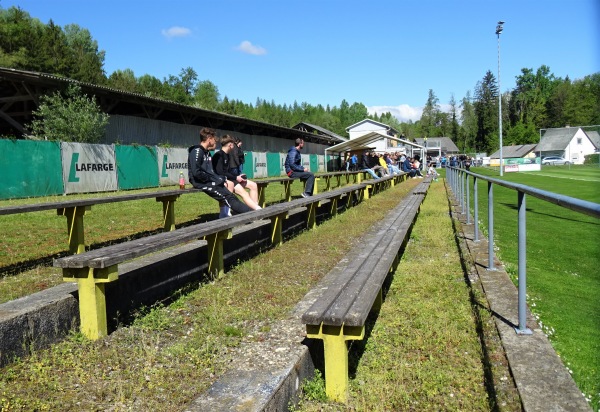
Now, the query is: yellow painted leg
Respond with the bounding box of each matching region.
[324,176,332,192]
[63,265,118,340]
[58,206,90,254]
[306,324,364,403]
[356,173,362,183]
[257,184,268,208]
[306,201,318,230]
[363,185,371,200]
[205,229,232,278]
[282,181,292,202]
[270,212,288,246]
[330,195,340,216]
[311,178,319,195]
[158,195,179,231]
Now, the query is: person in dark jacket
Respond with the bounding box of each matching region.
[213,135,261,210]
[228,137,245,176]
[188,128,252,218]
[401,156,417,178]
[284,138,314,197]
[359,151,379,179]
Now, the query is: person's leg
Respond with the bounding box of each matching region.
[234,183,260,210]
[202,185,252,215]
[363,168,378,179]
[240,179,259,203]
[291,171,315,195]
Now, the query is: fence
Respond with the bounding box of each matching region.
[0,139,341,200]
[445,166,600,334]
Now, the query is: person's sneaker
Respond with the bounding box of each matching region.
[219,206,231,218]
[301,192,310,198]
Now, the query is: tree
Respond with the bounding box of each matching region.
[474,70,499,153]
[448,94,460,141]
[420,89,440,138]
[27,84,109,142]
[107,68,138,93]
[459,91,477,152]
[63,24,105,83]
[195,80,220,110]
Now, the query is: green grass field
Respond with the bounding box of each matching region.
[465,165,600,410]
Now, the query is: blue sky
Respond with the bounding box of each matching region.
[3,0,599,122]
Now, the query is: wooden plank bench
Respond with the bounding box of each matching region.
[53,183,368,340]
[301,178,432,402]
[0,189,200,254]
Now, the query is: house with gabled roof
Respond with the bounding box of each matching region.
[345,119,399,152]
[413,137,460,156]
[585,130,600,151]
[489,143,537,160]
[537,127,597,164]
[292,122,347,143]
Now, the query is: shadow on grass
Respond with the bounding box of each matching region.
[500,202,600,226]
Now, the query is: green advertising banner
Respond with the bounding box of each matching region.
[266,152,282,177]
[115,145,159,190]
[309,154,318,173]
[0,139,63,200]
[244,151,253,179]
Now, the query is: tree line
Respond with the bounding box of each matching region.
[1,5,599,152]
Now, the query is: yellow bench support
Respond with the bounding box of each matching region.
[205,229,233,278]
[270,212,289,246]
[306,201,320,230]
[330,195,341,216]
[157,195,179,231]
[58,206,90,254]
[281,180,293,202]
[306,323,364,403]
[63,265,118,340]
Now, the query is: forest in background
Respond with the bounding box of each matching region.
[1,5,599,153]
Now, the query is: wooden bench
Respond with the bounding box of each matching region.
[301,178,432,402]
[0,189,200,254]
[53,183,368,340]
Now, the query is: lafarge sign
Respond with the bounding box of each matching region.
[61,142,118,194]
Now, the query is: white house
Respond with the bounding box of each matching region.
[345,119,399,153]
[537,127,597,164]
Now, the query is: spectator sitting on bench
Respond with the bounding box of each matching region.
[360,151,379,179]
[212,134,261,211]
[401,156,417,178]
[284,138,315,198]
[427,163,439,181]
[376,152,390,176]
[188,128,253,218]
[412,156,424,178]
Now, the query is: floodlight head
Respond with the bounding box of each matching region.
[495,21,504,35]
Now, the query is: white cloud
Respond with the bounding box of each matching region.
[161,26,192,39]
[368,104,423,123]
[235,40,267,55]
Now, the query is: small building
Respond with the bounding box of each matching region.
[489,143,538,160]
[413,137,460,158]
[537,127,597,164]
[345,119,399,152]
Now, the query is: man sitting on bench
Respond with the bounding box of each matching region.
[188,128,253,217]
[212,134,261,211]
[284,138,315,198]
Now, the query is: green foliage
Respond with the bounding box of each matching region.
[27,84,109,142]
[300,369,328,402]
[0,6,105,83]
[584,153,599,164]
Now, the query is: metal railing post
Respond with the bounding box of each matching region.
[466,173,471,224]
[473,176,479,242]
[488,181,495,270]
[516,191,532,334]
[460,170,465,214]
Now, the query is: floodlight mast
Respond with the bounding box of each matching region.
[496,20,505,176]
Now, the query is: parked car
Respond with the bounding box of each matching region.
[542,156,570,165]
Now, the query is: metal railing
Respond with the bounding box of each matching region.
[446,166,600,334]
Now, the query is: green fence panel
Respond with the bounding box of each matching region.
[115,145,159,190]
[310,154,318,173]
[267,152,282,177]
[0,140,63,200]
[244,151,254,179]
